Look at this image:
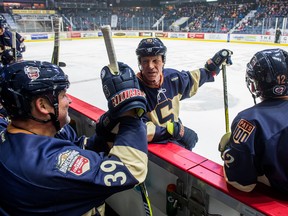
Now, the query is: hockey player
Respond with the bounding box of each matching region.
[0,60,148,215]
[219,48,288,193]
[135,37,233,150]
[0,20,25,64]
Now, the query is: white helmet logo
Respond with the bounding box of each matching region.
[24,66,40,80]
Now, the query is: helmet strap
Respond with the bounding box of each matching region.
[27,112,60,132]
[43,93,61,131]
[252,94,257,105]
[28,114,52,124]
[49,112,61,132]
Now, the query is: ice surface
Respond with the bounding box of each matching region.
[24,38,286,164]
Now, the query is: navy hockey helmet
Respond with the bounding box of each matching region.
[0,61,69,127]
[0,21,4,28]
[246,48,288,99]
[1,49,23,65]
[0,20,6,29]
[136,38,167,63]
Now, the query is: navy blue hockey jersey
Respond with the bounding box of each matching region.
[137,68,215,143]
[0,117,148,215]
[0,29,24,52]
[222,99,288,193]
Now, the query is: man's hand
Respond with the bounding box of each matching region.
[218,132,231,158]
[205,49,233,76]
[167,122,198,150]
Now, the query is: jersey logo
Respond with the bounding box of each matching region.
[57,149,90,176]
[170,76,179,82]
[155,88,174,124]
[232,119,255,144]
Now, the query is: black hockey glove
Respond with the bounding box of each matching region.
[20,42,26,53]
[0,106,8,118]
[101,62,147,118]
[96,111,118,138]
[205,49,233,76]
[167,122,198,150]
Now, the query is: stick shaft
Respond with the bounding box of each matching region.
[222,64,230,133]
[139,183,153,216]
[51,17,60,65]
[100,24,152,216]
[11,31,17,61]
[100,25,119,74]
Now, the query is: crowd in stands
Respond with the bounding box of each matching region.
[2,0,288,34]
[57,0,288,34]
[234,0,288,34]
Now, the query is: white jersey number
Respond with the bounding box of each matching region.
[101,160,127,186]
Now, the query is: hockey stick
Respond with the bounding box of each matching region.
[51,17,60,65]
[11,31,17,61]
[51,17,66,67]
[100,25,153,216]
[138,181,153,216]
[100,25,119,74]
[222,64,230,133]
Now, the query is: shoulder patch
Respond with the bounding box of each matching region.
[232,119,255,144]
[170,76,179,82]
[56,149,90,176]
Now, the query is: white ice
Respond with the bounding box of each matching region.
[24,38,287,165]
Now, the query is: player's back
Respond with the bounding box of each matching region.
[234,98,288,193]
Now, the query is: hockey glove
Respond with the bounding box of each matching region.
[95,111,118,142]
[101,62,147,118]
[0,104,8,118]
[218,132,231,158]
[94,111,118,150]
[205,49,233,76]
[20,42,26,53]
[0,49,22,65]
[167,122,198,150]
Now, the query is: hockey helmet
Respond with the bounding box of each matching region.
[0,60,70,122]
[1,49,23,65]
[246,48,288,99]
[136,38,167,63]
[0,20,6,29]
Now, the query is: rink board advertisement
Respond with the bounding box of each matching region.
[22,30,288,45]
[188,33,205,39]
[204,33,227,41]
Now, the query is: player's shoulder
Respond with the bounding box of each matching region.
[237,99,288,120]
[163,68,189,79]
[3,30,11,35]
[163,68,181,75]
